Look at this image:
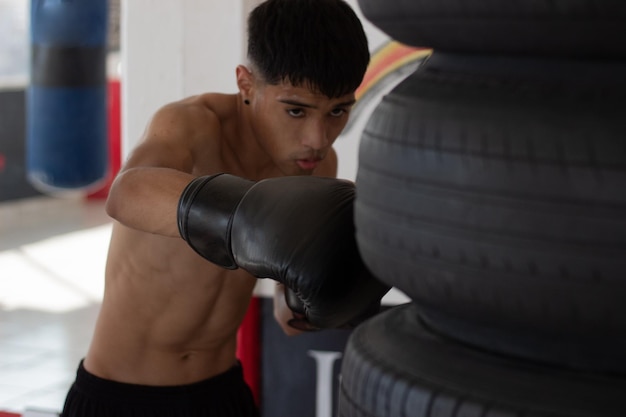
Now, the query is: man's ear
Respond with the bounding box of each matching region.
[236,65,254,100]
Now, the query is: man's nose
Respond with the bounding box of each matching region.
[302,120,329,150]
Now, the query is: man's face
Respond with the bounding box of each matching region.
[249,81,356,176]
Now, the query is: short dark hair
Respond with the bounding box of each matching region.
[247,0,370,98]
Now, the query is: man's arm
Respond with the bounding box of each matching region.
[106,102,221,237]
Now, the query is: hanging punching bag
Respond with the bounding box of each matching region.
[27,0,109,194]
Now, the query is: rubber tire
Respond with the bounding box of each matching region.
[357,0,626,58]
[354,52,626,372]
[339,303,626,417]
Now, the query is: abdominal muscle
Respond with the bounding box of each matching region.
[83,223,258,386]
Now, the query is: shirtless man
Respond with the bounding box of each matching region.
[59,1,381,416]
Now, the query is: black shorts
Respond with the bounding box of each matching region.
[61,360,259,417]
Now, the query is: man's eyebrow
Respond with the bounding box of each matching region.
[278,99,316,108]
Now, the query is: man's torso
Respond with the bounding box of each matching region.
[84,93,262,386]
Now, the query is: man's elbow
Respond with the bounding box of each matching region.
[104,171,129,221]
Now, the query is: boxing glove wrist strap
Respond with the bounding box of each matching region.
[177,173,254,269]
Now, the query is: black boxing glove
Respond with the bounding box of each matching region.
[177,173,390,329]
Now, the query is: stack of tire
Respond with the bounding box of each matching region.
[339,1,626,416]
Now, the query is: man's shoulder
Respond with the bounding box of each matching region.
[178,92,238,121]
[314,147,338,178]
[150,93,237,138]
[160,93,230,120]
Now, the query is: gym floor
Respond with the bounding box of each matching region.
[0,196,111,414]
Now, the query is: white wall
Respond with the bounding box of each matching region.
[0,0,29,88]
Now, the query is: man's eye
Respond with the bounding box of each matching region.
[330,108,347,117]
[287,109,304,117]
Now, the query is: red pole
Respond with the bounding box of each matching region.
[88,78,121,200]
[236,296,262,406]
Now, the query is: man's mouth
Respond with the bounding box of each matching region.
[296,158,322,171]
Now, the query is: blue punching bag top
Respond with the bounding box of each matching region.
[31,0,108,46]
